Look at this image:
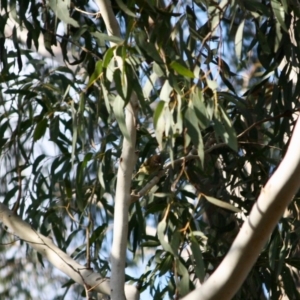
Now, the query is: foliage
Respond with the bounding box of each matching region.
[0,0,300,299]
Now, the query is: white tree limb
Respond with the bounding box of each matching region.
[0,203,139,300]
[95,0,120,39]
[182,114,300,299]
[94,1,139,299]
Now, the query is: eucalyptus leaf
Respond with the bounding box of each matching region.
[235,20,245,61]
[33,119,48,141]
[184,102,204,165]
[190,235,205,282]
[157,220,174,254]
[169,61,194,78]
[112,95,131,143]
[204,195,242,213]
[49,0,79,28]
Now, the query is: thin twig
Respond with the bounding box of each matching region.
[237,110,293,139]
[74,6,101,17]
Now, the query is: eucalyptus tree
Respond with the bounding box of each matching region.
[0,0,300,299]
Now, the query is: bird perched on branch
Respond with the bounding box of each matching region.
[134,154,162,178]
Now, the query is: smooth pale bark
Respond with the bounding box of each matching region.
[95,1,139,299]
[0,203,139,300]
[109,99,138,300]
[182,115,300,299]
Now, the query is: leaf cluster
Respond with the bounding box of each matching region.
[0,0,300,299]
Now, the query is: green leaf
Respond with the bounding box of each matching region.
[113,68,127,100]
[115,0,136,17]
[83,152,93,167]
[33,118,48,141]
[154,101,166,150]
[204,195,242,213]
[176,258,191,296]
[235,20,245,61]
[191,89,209,129]
[49,0,79,28]
[4,186,19,205]
[89,224,107,245]
[32,155,46,175]
[135,31,164,63]
[281,266,299,299]
[70,101,77,166]
[112,95,131,143]
[103,47,115,68]
[153,101,166,128]
[159,253,173,276]
[143,73,159,99]
[141,240,160,247]
[64,178,72,199]
[37,253,45,268]
[0,120,9,139]
[170,230,181,255]
[277,240,287,277]
[281,0,288,13]
[157,220,174,254]
[269,232,280,271]
[190,235,205,282]
[75,161,85,211]
[49,115,60,142]
[122,64,134,103]
[184,102,204,165]
[174,94,183,134]
[189,231,207,240]
[91,32,124,45]
[160,80,173,102]
[153,62,165,76]
[213,115,235,151]
[169,61,194,78]
[271,0,288,32]
[87,60,103,89]
[257,29,271,55]
[101,82,112,116]
[12,26,22,72]
[4,89,36,97]
[219,106,238,151]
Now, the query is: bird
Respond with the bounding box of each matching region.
[134,154,162,177]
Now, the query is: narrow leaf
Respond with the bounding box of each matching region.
[157,220,174,254]
[112,95,131,143]
[87,60,103,89]
[115,0,136,17]
[169,61,194,78]
[204,195,241,213]
[71,101,77,166]
[219,106,238,151]
[160,80,173,102]
[33,119,48,141]
[176,258,191,296]
[32,155,46,174]
[191,89,209,129]
[271,0,288,32]
[49,0,79,27]
[190,235,205,282]
[153,101,165,149]
[185,102,204,165]
[91,32,124,45]
[103,47,115,68]
[235,20,245,61]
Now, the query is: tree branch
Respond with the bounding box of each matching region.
[94,0,139,299]
[0,203,139,300]
[182,114,300,299]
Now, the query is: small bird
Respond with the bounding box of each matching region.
[134,154,162,177]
